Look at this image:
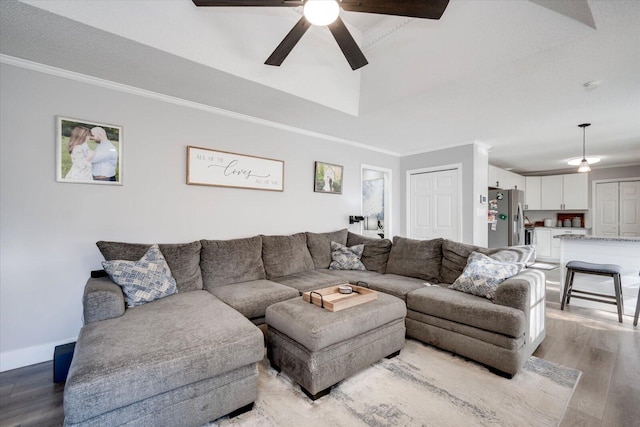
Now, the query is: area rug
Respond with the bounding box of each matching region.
[529,262,559,271]
[210,339,581,427]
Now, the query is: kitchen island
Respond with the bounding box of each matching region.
[557,235,640,318]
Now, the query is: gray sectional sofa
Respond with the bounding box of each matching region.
[64,229,545,426]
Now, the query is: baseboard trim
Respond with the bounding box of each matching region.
[0,337,77,372]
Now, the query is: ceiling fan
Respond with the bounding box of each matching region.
[192,0,450,70]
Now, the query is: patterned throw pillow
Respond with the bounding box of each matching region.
[449,252,519,300]
[102,244,177,307]
[329,241,366,271]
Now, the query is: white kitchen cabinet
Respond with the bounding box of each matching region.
[511,173,526,192]
[541,176,564,210]
[524,176,541,210]
[536,228,587,261]
[488,165,506,189]
[539,174,589,210]
[536,228,552,258]
[488,165,526,193]
[562,173,589,209]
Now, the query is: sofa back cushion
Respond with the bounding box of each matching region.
[262,233,315,279]
[386,236,443,282]
[200,236,266,289]
[306,229,348,269]
[96,240,203,292]
[346,232,392,273]
[441,240,535,284]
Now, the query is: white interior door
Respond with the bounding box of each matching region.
[620,181,640,236]
[409,169,458,240]
[596,182,619,236]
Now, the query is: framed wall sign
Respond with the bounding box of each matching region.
[56,117,123,185]
[187,146,284,191]
[314,161,343,194]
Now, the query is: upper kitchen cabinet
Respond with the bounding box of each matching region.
[488,165,506,189]
[511,173,526,192]
[488,165,526,190]
[540,173,588,210]
[562,173,589,209]
[524,176,541,210]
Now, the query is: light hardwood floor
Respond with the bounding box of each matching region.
[1,268,638,427]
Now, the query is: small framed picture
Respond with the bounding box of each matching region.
[56,117,123,185]
[314,161,343,194]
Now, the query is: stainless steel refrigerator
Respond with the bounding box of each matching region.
[488,189,525,248]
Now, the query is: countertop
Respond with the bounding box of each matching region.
[530,226,590,230]
[553,235,640,242]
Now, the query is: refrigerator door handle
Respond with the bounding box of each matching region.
[516,202,525,245]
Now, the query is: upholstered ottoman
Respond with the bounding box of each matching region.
[265,292,406,400]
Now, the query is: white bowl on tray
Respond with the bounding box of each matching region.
[338,285,353,294]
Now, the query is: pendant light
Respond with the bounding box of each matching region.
[577,123,591,173]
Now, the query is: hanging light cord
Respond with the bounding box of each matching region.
[582,126,587,160]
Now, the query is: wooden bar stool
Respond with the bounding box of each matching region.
[561,261,624,323]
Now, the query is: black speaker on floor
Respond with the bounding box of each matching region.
[53,342,75,383]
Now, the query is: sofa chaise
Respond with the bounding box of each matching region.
[63,229,545,426]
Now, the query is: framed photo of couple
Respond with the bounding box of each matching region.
[56,117,123,185]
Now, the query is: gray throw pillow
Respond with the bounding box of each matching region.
[102,244,177,307]
[386,236,443,282]
[449,252,520,300]
[346,232,392,273]
[97,240,203,292]
[441,240,535,284]
[329,241,366,271]
[306,229,348,269]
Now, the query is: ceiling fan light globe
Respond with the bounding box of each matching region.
[303,0,340,26]
[578,159,591,173]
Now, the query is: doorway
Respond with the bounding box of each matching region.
[406,165,461,240]
[594,179,640,237]
[361,165,392,239]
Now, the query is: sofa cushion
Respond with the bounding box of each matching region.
[406,286,526,338]
[329,241,366,271]
[306,229,348,269]
[270,270,345,294]
[261,233,315,279]
[207,279,299,320]
[440,240,535,284]
[200,236,266,290]
[64,291,264,424]
[362,274,429,301]
[346,232,392,273]
[102,244,177,307]
[449,252,520,300]
[97,240,202,292]
[386,236,443,283]
[322,269,381,283]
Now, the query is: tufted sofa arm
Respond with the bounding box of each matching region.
[82,276,125,324]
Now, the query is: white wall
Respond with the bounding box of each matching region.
[0,63,400,371]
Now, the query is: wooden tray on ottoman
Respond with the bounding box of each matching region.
[302,285,378,312]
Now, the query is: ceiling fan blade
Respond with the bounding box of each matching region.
[265,16,312,66]
[327,17,368,70]
[339,0,449,20]
[192,0,300,7]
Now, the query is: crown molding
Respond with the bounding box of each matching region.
[0,54,401,157]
